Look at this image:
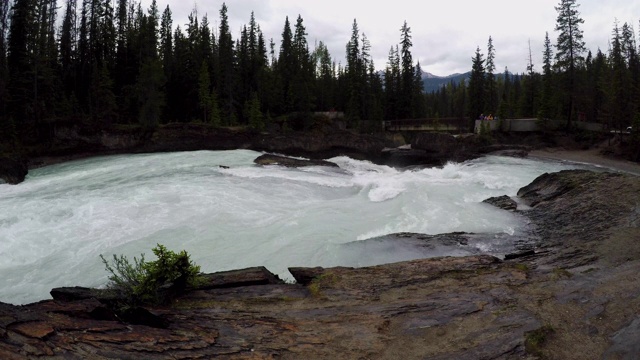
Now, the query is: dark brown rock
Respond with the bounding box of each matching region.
[196,266,284,290]
[0,157,28,184]
[517,169,619,207]
[288,266,327,285]
[254,154,339,168]
[483,195,518,211]
[504,250,536,260]
[379,147,438,167]
[410,132,483,165]
[50,286,107,302]
[9,321,55,339]
[479,144,532,155]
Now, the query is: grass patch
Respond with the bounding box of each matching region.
[552,267,573,279]
[525,325,555,356]
[513,263,529,273]
[308,272,338,298]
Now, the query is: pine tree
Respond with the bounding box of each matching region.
[312,41,335,111]
[59,0,76,88]
[276,16,293,114]
[519,40,539,118]
[539,32,554,120]
[7,0,39,138]
[412,61,426,118]
[137,59,165,130]
[399,21,413,118]
[217,3,236,124]
[621,22,639,122]
[497,67,511,121]
[0,0,13,143]
[485,36,497,114]
[554,0,586,129]
[291,15,314,114]
[245,92,264,131]
[159,5,172,71]
[345,19,362,123]
[608,21,633,131]
[468,47,486,126]
[198,61,211,123]
[384,45,401,120]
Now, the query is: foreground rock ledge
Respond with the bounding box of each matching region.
[1,169,640,359]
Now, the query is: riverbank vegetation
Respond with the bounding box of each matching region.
[0,0,639,159]
[100,244,203,306]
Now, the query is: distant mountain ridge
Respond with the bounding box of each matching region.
[421,71,470,93]
[420,70,520,93]
[378,69,515,93]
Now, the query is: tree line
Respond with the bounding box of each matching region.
[428,0,640,135]
[0,0,639,151]
[0,0,425,148]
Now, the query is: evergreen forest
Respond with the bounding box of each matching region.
[1,0,639,151]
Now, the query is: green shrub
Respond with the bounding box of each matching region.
[100,244,203,306]
[525,325,555,356]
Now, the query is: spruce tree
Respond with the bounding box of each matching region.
[291,15,314,114]
[0,0,12,143]
[554,0,586,129]
[7,0,38,137]
[384,45,401,120]
[412,61,426,118]
[538,32,554,120]
[217,3,235,124]
[485,36,497,115]
[468,47,486,126]
[345,19,362,123]
[399,21,413,119]
[608,22,632,131]
[276,16,293,114]
[198,61,212,123]
[312,41,335,112]
[621,22,639,122]
[159,5,173,72]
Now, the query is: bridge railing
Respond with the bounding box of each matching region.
[384,118,469,132]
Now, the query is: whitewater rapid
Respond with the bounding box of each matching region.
[0,150,590,304]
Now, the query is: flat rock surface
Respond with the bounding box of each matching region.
[1,170,639,359]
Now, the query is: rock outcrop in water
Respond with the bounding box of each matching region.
[1,169,640,359]
[0,157,28,184]
[253,154,339,168]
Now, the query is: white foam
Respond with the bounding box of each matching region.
[0,151,588,304]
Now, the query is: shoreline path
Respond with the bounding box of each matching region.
[529,148,640,176]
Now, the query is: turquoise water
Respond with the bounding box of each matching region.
[0,150,586,304]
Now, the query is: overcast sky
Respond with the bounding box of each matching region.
[142,0,640,76]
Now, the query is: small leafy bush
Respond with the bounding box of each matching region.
[101,244,203,306]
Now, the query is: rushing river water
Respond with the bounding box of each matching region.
[0,150,592,304]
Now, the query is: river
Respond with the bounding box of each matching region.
[0,150,589,304]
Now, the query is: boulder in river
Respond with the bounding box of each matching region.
[254,154,339,168]
[483,195,518,211]
[0,157,28,185]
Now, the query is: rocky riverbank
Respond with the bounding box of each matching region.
[1,169,639,359]
[2,123,525,184]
